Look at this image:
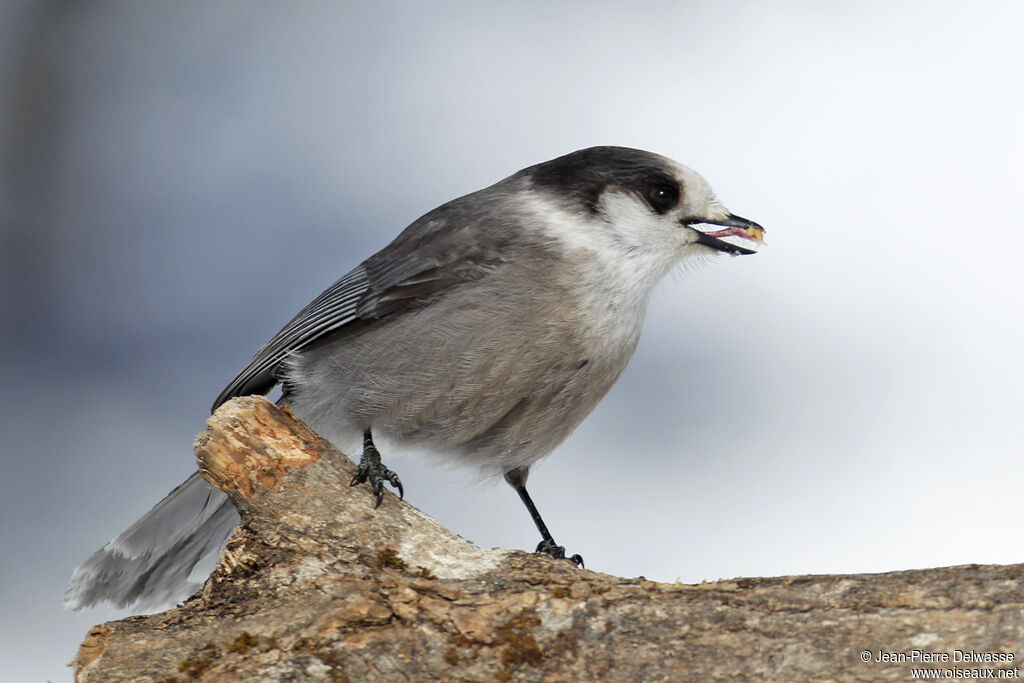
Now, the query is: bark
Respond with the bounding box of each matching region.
[74,397,1024,682]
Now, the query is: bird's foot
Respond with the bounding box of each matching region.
[349,431,403,508]
[535,538,584,568]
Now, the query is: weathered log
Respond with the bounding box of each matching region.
[73,397,1024,681]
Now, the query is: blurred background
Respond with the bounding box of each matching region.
[3,1,1023,679]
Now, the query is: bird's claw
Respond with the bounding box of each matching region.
[350,450,403,508]
[535,539,584,568]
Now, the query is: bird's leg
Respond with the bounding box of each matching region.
[349,428,404,508]
[506,468,584,568]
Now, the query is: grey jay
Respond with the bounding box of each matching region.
[66,146,764,610]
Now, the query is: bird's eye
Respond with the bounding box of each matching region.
[647,184,679,213]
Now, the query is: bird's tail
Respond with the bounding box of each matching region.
[64,471,239,611]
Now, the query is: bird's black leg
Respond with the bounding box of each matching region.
[505,468,584,568]
[349,429,404,508]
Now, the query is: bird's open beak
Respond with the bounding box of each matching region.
[690,214,766,256]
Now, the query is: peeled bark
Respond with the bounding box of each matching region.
[74,397,1024,682]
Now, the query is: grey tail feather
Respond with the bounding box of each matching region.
[64,471,239,611]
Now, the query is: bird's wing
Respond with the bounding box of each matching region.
[211,266,372,409]
[212,209,511,411]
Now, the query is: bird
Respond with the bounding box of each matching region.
[65,146,764,610]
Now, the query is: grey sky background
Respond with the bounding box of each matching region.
[3,1,1023,680]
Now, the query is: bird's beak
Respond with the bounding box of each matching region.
[690,214,766,256]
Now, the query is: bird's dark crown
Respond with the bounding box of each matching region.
[523,146,682,215]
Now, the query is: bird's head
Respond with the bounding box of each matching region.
[524,146,764,265]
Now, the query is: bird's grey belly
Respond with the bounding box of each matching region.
[282,284,640,476]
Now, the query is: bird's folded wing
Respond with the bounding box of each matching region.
[212,215,509,410]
